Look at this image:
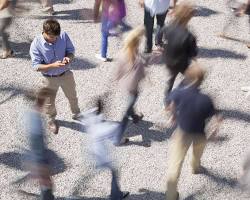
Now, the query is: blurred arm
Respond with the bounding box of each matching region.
[93,0,102,22]
[0,0,9,10]
[65,32,75,61]
[165,101,177,126]
[139,0,144,8]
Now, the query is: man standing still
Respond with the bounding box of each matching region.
[30,19,82,134]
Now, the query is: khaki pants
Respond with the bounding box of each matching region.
[166,127,206,200]
[41,71,80,122]
[40,0,53,10]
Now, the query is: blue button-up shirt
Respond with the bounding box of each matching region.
[30,31,75,76]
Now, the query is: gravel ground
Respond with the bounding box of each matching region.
[0,0,250,199]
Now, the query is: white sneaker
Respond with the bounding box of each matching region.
[241,86,250,92]
[72,113,84,121]
[95,54,112,62]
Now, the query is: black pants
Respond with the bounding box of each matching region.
[164,62,189,98]
[144,9,167,51]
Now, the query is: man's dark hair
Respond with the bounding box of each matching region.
[43,19,61,36]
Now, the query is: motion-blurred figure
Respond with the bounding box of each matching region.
[0,0,14,59]
[23,88,54,200]
[139,0,170,53]
[73,98,129,200]
[40,0,54,15]
[165,64,222,200]
[94,0,131,62]
[115,26,163,145]
[219,0,250,48]
[162,2,198,95]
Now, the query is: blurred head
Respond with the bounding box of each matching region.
[122,25,145,61]
[184,62,205,87]
[174,2,195,26]
[43,19,61,43]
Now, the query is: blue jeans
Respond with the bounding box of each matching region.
[101,17,115,58]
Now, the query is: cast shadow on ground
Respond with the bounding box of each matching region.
[194,6,219,17]
[19,188,166,200]
[198,47,247,60]
[32,8,94,22]
[219,108,250,123]
[202,168,238,188]
[0,85,31,105]
[207,135,230,144]
[53,0,74,5]
[0,149,66,175]
[123,119,175,147]
[57,118,175,147]
[10,41,31,59]
[71,57,98,70]
[57,119,83,132]
[183,169,238,199]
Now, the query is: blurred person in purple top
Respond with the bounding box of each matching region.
[30,19,83,134]
[94,0,131,62]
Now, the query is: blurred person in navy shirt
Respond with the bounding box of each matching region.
[165,64,222,200]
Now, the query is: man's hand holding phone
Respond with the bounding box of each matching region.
[62,57,71,64]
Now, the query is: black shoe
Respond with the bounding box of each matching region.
[132,113,144,124]
[122,191,130,199]
[41,189,55,200]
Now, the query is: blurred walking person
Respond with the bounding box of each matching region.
[40,0,54,15]
[139,0,170,53]
[94,0,131,62]
[162,2,198,95]
[115,26,162,144]
[115,26,146,144]
[23,88,55,200]
[165,64,222,200]
[73,98,129,200]
[0,0,14,59]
